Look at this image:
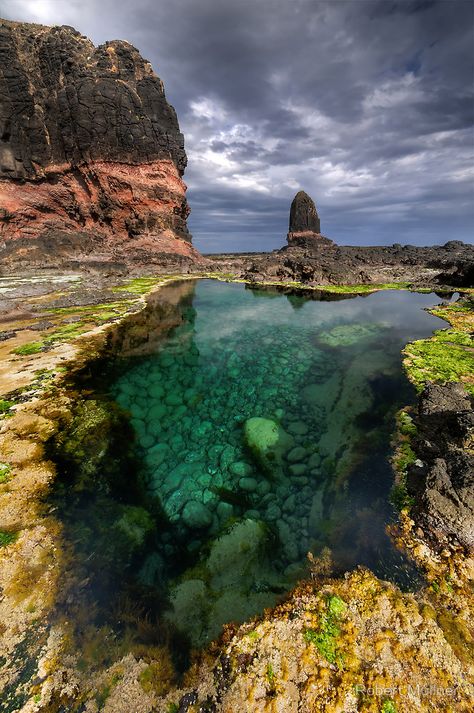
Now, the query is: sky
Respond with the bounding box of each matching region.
[1,0,473,252]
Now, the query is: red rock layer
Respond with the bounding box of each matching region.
[0,159,202,268]
[286,231,335,248]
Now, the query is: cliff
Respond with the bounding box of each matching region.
[0,19,201,271]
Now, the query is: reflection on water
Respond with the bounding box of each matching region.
[95,280,446,645]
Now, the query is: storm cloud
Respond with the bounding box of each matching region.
[2,0,473,251]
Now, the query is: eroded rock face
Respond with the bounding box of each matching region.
[0,19,201,270]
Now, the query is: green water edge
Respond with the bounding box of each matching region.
[45,279,464,653]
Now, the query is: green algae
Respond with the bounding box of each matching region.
[312,282,410,294]
[0,530,18,547]
[220,279,413,294]
[304,595,347,667]
[391,415,417,512]
[47,301,132,316]
[11,342,43,355]
[397,410,417,437]
[111,276,171,295]
[0,462,12,483]
[0,399,14,413]
[403,298,474,395]
[403,338,474,394]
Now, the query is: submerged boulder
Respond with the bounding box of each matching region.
[243,417,294,477]
[181,500,213,529]
[318,323,383,348]
[165,518,279,646]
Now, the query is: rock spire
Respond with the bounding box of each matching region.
[288,191,321,234]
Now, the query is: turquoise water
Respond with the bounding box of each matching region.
[108,280,447,645]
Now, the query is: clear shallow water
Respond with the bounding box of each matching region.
[107,280,447,645]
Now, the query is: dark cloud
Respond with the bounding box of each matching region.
[2,0,473,250]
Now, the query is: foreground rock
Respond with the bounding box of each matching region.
[0,20,202,272]
[407,383,474,550]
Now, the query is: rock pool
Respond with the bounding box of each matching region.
[67,280,451,647]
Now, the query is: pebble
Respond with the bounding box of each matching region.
[216,502,233,520]
[239,477,258,492]
[290,463,306,476]
[230,461,252,477]
[245,510,261,520]
[182,501,213,529]
[287,446,308,463]
[266,503,281,520]
[307,453,321,469]
[288,420,309,436]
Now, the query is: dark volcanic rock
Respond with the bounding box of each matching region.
[286,190,334,249]
[209,240,474,289]
[407,383,474,550]
[0,19,202,271]
[289,191,321,234]
[208,192,474,288]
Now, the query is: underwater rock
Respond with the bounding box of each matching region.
[289,463,306,476]
[266,503,282,520]
[276,519,299,561]
[287,446,308,463]
[308,489,325,536]
[287,420,309,436]
[229,461,252,477]
[181,500,213,529]
[307,452,321,469]
[147,442,169,467]
[239,477,258,492]
[318,323,382,348]
[244,416,294,477]
[302,372,341,413]
[207,519,267,585]
[216,501,234,521]
[317,349,392,478]
[167,579,209,643]
[138,551,166,587]
[165,519,279,646]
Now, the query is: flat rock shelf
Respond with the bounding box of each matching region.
[57,279,450,649]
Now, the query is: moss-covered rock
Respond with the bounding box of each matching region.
[318,322,383,347]
[243,417,294,478]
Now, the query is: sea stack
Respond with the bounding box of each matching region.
[0,19,202,270]
[287,191,333,248]
[289,191,321,234]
